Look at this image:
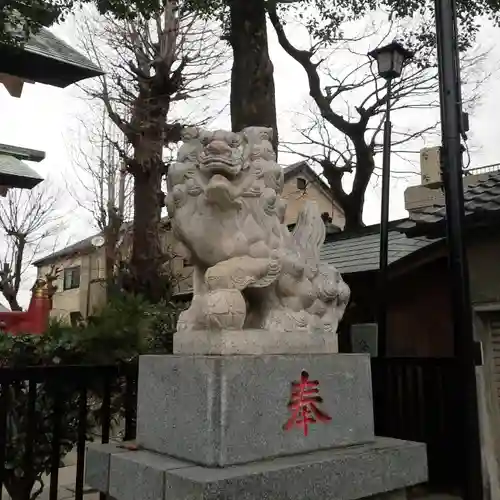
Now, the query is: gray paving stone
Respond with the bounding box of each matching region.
[137,353,375,466]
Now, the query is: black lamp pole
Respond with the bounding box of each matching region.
[434,0,483,496]
[377,79,393,358]
[368,42,413,357]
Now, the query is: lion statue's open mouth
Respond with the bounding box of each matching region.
[198,136,243,179]
[199,156,241,178]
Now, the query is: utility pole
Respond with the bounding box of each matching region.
[434,0,483,497]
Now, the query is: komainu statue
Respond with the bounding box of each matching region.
[166,126,350,354]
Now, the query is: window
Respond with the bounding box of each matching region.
[63,266,81,290]
[183,256,192,267]
[296,177,307,190]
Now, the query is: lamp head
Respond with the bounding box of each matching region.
[368,41,413,80]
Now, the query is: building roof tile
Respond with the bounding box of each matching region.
[0,154,43,189]
[408,170,500,227]
[0,27,103,88]
[320,220,440,274]
[32,234,97,267]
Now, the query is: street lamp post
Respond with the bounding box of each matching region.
[368,42,413,357]
[433,0,483,496]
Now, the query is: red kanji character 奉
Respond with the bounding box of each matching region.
[283,370,331,436]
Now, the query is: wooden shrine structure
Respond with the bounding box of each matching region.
[0,21,103,327]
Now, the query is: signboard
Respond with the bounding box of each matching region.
[350,323,378,357]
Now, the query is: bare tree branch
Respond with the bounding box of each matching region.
[0,183,64,310]
[269,7,491,229]
[68,2,230,302]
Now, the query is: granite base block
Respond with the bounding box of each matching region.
[173,328,339,355]
[109,450,188,500]
[368,491,407,500]
[85,443,128,493]
[85,437,427,500]
[137,353,375,466]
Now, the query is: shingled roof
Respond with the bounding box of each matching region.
[405,170,500,236]
[320,219,441,274]
[0,27,103,88]
[32,234,97,267]
[32,218,171,267]
[0,154,43,190]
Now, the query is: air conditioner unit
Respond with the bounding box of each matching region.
[420,146,442,188]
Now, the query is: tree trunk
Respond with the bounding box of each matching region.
[104,225,119,300]
[229,0,278,150]
[342,196,366,231]
[320,154,367,232]
[340,136,375,231]
[5,294,22,311]
[127,140,165,303]
[5,477,36,500]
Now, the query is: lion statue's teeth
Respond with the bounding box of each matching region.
[165,126,350,352]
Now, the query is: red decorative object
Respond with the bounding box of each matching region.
[283,370,332,436]
[0,279,53,335]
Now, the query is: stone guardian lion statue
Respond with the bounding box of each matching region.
[166,126,350,354]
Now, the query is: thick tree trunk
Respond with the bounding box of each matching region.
[342,198,366,231]
[340,137,375,231]
[127,138,165,303]
[229,0,278,149]
[320,153,367,232]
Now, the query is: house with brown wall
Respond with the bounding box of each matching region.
[320,165,500,495]
[320,165,500,360]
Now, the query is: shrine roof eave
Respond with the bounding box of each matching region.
[0,27,104,87]
[0,155,44,190]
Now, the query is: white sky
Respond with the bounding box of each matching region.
[1,13,500,307]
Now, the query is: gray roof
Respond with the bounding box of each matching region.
[408,170,500,227]
[0,143,45,162]
[32,218,171,267]
[283,161,332,195]
[283,162,303,177]
[33,234,96,267]
[0,155,43,189]
[320,220,441,274]
[0,27,103,88]
[25,28,101,74]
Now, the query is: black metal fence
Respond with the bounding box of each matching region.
[0,363,138,500]
[371,357,463,491]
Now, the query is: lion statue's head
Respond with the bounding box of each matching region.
[166,126,285,268]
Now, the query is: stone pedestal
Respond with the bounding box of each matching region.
[86,353,428,500]
[137,354,374,466]
[173,328,339,355]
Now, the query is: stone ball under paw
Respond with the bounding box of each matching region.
[204,289,246,330]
